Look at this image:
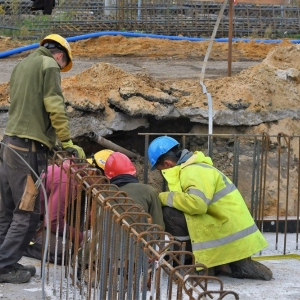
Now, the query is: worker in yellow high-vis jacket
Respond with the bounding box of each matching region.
[148,136,272,280]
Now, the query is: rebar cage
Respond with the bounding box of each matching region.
[38,132,300,299]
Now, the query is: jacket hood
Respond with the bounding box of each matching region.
[160,151,213,188]
[176,149,194,165]
[181,151,213,168]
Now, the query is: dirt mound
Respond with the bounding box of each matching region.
[263,43,300,70]
[0,35,291,61]
[62,62,175,117]
[70,35,281,61]
[1,43,300,123]
[194,43,300,112]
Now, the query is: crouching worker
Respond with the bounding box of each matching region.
[104,152,165,229]
[24,150,112,264]
[77,152,165,282]
[147,136,273,280]
[23,160,81,265]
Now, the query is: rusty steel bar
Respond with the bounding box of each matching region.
[86,131,138,158]
[250,137,261,221]
[232,136,240,187]
[257,133,269,234]
[144,134,150,185]
[278,133,291,255]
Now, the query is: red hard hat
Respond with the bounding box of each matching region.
[104,152,136,179]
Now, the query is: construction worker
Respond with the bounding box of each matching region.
[147,136,273,280]
[76,150,115,279]
[0,34,85,283]
[76,152,165,284]
[23,159,80,264]
[24,150,113,263]
[86,149,114,175]
[104,152,165,229]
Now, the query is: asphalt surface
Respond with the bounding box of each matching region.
[0,56,258,84]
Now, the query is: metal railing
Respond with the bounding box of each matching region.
[40,132,300,299]
[0,0,300,39]
[43,151,239,299]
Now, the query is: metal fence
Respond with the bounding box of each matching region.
[0,0,300,39]
[40,132,300,299]
[43,151,239,300]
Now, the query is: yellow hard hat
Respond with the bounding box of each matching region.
[40,34,73,72]
[87,149,114,170]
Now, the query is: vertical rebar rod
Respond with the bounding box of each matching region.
[144,134,149,184]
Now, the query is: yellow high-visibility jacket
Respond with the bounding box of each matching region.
[159,151,268,268]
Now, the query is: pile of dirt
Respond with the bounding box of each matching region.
[62,62,175,116]
[169,43,300,114]
[63,43,300,125]
[70,35,279,61]
[1,42,300,129]
[0,35,291,61]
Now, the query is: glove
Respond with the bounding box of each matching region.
[61,140,86,159]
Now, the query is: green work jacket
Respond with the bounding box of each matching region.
[6,47,71,149]
[159,151,268,268]
[120,182,165,230]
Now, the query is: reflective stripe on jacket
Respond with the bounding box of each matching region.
[159,151,268,268]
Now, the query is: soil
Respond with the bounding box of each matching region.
[0,36,295,113]
[0,35,282,60]
[0,36,296,116]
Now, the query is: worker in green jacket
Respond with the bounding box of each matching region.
[147,136,272,280]
[76,152,165,284]
[104,152,165,229]
[0,34,85,284]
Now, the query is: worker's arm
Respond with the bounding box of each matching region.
[43,67,71,142]
[145,185,165,230]
[159,165,215,215]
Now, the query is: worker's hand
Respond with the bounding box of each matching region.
[61,140,86,159]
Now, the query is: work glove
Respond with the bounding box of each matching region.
[61,140,86,159]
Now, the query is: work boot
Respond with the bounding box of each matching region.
[0,269,31,283]
[14,263,36,276]
[215,263,232,276]
[229,258,273,281]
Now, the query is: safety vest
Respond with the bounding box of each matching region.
[159,151,268,268]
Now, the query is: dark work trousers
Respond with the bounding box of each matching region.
[0,135,47,272]
[162,206,193,265]
[23,227,64,265]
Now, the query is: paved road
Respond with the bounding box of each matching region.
[0,56,258,84]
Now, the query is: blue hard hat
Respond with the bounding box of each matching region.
[148,136,179,170]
